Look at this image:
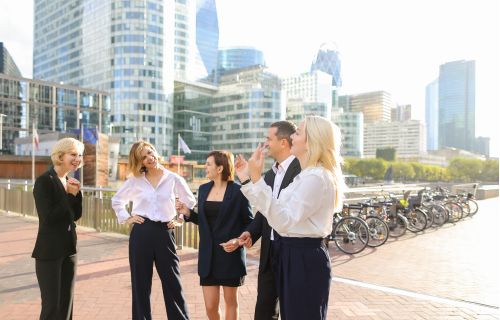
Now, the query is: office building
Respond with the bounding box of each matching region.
[364,120,426,157]
[217,47,265,78]
[392,104,412,121]
[425,79,439,150]
[349,91,393,123]
[0,43,22,77]
[438,60,475,151]
[332,109,364,158]
[211,66,284,159]
[0,73,109,155]
[310,42,342,87]
[33,0,175,156]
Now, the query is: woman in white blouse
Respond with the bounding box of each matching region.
[112,141,196,320]
[235,115,345,320]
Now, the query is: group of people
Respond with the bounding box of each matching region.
[31,115,345,320]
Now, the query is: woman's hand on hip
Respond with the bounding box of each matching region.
[126,215,145,225]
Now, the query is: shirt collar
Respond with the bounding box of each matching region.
[272,155,295,174]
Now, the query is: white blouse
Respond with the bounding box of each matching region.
[112,166,196,224]
[241,166,336,238]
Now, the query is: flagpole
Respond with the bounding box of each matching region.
[32,122,35,183]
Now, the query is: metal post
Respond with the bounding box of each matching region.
[0,113,6,151]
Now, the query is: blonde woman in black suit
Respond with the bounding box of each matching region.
[32,137,84,320]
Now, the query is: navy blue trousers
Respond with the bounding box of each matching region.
[272,237,331,320]
[129,219,189,320]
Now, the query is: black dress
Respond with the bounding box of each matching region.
[200,201,245,287]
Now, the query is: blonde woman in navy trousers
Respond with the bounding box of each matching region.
[236,116,345,320]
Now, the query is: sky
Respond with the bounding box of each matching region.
[1,0,499,156]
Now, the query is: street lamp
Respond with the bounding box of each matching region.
[0,113,6,151]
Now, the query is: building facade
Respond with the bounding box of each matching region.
[364,120,426,158]
[438,60,475,151]
[392,104,412,122]
[217,47,265,79]
[211,66,284,159]
[33,0,175,156]
[310,42,342,87]
[0,73,109,155]
[173,79,217,162]
[0,43,22,77]
[332,109,364,158]
[282,70,332,120]
[425,79,439,151]
[349,91,392,123]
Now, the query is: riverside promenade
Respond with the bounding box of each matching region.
[0,198,499,319]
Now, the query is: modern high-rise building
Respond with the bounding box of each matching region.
[217,47,265,78]
[438,60,475,151]
[173,79,217,162]
[282,70,332,120]
[332,109,364,158]
[174,0,219,84]
[349,91,393,123]
[211,66,283,161]
[364,120,426,158]
[425,79,439,151]
[392,104,412,122]
[33,0,175,156]
[0,73,109,155]
[473,136,490,157]
[0,43,22,77]
[310,42,342,87]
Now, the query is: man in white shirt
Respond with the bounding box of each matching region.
[238,121,301,320]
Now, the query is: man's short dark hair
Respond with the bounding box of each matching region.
[270,121,297,147]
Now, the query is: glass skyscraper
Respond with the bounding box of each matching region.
[425,79,439,151]
[0,43,22,77]
[438,60,475,151]
[33,0,174,156]
[310,42,342,87]
[217,47,265,79]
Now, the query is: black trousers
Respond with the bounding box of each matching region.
[272,237,331,320]
[254,261,279,320]
[35,255,77,320]
[129,219,189,320]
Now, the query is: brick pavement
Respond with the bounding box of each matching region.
[0,198,499,319]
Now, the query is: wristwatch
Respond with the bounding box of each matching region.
[241,178,251,185]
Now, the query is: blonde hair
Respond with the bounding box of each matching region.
[128,140,162,176]
[51,138,85,168]
[304,115,345,211]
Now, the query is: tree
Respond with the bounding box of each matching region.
[376,147,396,161]
[480,159,499,182]
[448,158,483,182]
[350,158,388,180]
[392,162,415,182]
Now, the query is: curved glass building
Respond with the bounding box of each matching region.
[310,42,342,87]
[217,47,265,79]
[33,0,174,156]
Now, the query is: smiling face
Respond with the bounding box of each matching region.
[59,147,83,173]
[291,120,308,158]
[140,146,159,170]
[265,127,281,160]
[205,155,222,181]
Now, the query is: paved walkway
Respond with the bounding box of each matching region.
[0,198,499,319]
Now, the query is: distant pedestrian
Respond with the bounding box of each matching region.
[112,140,196,320]
[176,150,253,320]
[32,137,84,320]
[235,115,345,320]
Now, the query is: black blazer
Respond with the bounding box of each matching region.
[246,157,301,271]
[185,181,253,279]
[31,168,83,260]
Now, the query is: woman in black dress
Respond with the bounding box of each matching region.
[176,150,253,320]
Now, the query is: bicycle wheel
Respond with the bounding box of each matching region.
[460,202,470,218]
[387,213,408,237]
[365,216,389,247]
[467,199,479,216]
[422,207,434,229]
[333,216,369,254]
[443,201,463,223]
[406,209,428,232]
[430,204,447,227]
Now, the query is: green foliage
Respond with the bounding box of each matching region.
[391,162,415,181]
[348,158,388,180]
[448,158,483,182]
[479,159,499,182]
[376,147,396,161]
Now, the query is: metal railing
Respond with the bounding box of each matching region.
[0,180,200,249]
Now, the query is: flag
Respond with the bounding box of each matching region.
[33,128,40,151]
[178,134,191,154]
